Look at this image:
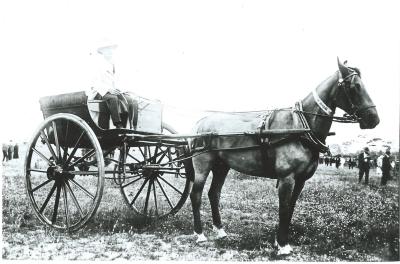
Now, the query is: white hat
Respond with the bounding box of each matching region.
[95,37,118,54]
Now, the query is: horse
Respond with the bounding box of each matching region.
[189,58,379,255]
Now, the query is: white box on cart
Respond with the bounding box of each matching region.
[135,97,163,134]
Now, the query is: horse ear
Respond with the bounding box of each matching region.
[337,57,350,78]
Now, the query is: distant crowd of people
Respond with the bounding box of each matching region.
[320,155,346,169]
[319,146,397,187]
[2,140,19,162]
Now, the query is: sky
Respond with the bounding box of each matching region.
[0,0,399,150]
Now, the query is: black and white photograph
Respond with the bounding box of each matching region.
[1,0,399,261]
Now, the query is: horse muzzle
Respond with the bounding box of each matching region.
[358,107,380,129]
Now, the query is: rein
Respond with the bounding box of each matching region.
[295,109,359,123]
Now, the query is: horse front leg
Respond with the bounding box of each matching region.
[288,179,306,224]
[276,173,295,255]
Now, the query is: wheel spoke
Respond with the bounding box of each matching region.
[130,178,150,206]
[156,178,174,209]
[40,130,58,162]
[158,175,183,195]
[28,168,48,173]
[65,181,84,218]
[68,149,95,169]
[139,147,146,160]
[134,146,165,164]
[152,180,158,216]
[51,185,62,224]
[31,179,53,193]
[152,147,159,163]
[52,121,61,161]
[61,120,70,163]
[156,150,168,164]
[39,182,57,213]
[64,120,70,146]
[62,184,69,229]
[127,153,141,163]
[143,151,165,164]
[143,179,153,214]
[65,131,86,165]
[62,147,69,164]
[32,147,52,165]
[69,179,95,200]
[121,175,144,189]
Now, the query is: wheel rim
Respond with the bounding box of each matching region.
[25,114,104,231]
[118,125,193,219]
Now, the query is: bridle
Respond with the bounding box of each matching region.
[304,69,376,123]
[337,69,376,121]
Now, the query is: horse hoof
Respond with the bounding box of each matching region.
[277,244,293,256]
[195,232,208,243]
[213,226,227,239]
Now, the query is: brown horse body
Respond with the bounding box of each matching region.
[190,59,380,255]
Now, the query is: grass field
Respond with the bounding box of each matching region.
[2,146,399,261]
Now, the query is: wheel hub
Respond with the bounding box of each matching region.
[47,165,74,183]
[142,168,159,180]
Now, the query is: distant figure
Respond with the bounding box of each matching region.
[348,158,353,169]
[358,147,371,184]
[351,157,356,169]
[324,156,329,166]
[13,143,19,159]
[335,157,340,169]
[2,143,8,161]
[376,153,384,176]
[381,150,391,186]
[7,140,13,161]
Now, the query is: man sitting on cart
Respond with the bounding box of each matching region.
[87,38,136,129]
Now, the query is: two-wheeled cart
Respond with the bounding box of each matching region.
[25,91,195,231]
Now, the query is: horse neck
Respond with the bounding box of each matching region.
[301,72,339,141]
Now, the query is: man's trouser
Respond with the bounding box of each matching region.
[102,93,128,127]
[359,167,370,184]
[381,170,390,185]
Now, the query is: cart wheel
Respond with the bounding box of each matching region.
[118,123,194,219]
[25,113,105,231]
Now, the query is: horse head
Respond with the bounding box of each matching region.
[335,58,380,129]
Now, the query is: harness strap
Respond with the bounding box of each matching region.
[258,111,273,177]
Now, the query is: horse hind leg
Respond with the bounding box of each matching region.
[209,159,229,239]
[275,173,296,255]
[190,153,215,243]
